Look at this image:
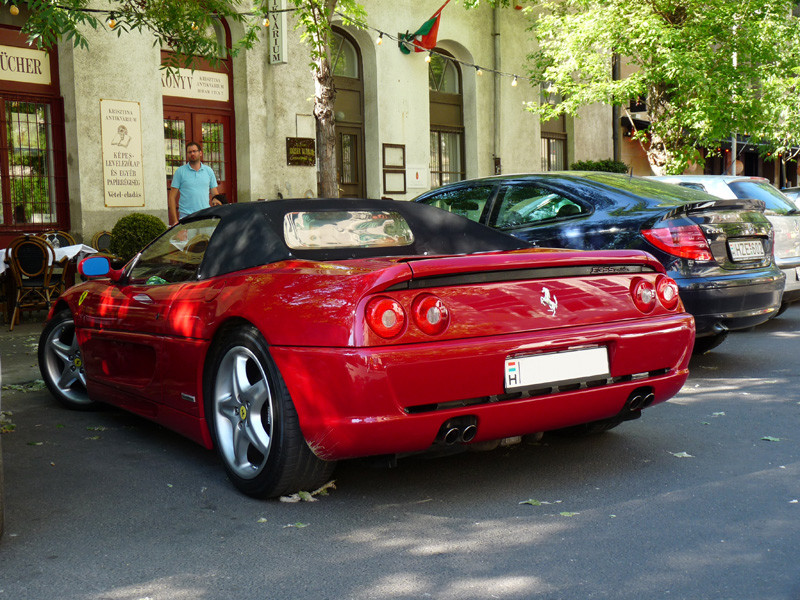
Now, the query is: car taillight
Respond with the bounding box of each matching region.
[656,275,680,310]
[631,278,657,313]
[366,297,405,338]
[411,294,450,336]
[641,225,714,261]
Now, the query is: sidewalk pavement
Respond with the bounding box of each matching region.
[0,320,46,387]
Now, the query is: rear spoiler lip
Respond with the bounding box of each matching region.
[663,198,766,219]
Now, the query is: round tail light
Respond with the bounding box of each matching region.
[411,294,450,336]
[656,275,680,310]
[366,296,406,338]
[631,278,657,313]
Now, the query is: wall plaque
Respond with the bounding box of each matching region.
[100,99,145,207]
[286,137,315,166]
[161,68,229,102]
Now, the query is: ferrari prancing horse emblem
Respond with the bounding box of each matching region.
[540,287,558,316]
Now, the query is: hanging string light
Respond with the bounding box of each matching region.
[376,32,383,46]
[475,66,483,76]
[511,75,518,87]
[9,4,19,16]
[425,50,433,63]
[106,13,117,29]
[262,16,270,27]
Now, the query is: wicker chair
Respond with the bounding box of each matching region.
[39,230,76,249]
[91,230,112,253]
[6,235,58,330]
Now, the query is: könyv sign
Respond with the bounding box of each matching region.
[0,44,51,86]
[161,69,229,103]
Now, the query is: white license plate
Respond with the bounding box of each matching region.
[505,347,610,391]
[728,239,765,261]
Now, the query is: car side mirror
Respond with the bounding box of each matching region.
[79,255,123,282]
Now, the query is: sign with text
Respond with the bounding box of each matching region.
[268,0,287,64]
[0,44,51,85]
[286,138,315,166]
[161,68,229,102]
[100,99,145,207]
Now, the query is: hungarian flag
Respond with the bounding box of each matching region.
[399,0,451,54]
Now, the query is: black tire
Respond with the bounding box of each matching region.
[692,331,728,355]
[38,309,96,410]
[203,325,335,498]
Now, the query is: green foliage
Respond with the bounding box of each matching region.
[525,0,800,174]
[570,159,629,174]
[109,213,167,262]
[15,0,271,69]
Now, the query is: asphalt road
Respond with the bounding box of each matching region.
[0,307,799,600]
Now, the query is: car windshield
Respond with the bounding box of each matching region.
[283,210,414,249]
[128,218,220,285]
[727,181,799,214]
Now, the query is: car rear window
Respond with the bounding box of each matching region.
[727,181,797,213]
[283,210,415,249]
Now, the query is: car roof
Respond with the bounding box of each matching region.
[650,174,770,184]
[181,198,531,279]
[416,171,718,207]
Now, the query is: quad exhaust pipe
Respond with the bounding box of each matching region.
[438,417,478,445]
[624,387,655,415]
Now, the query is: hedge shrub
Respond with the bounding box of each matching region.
[569,159,629,174]
[109,213,167,261]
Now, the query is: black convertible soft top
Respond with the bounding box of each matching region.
[182,198,531,279]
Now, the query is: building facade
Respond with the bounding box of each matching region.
[0,1,613,245]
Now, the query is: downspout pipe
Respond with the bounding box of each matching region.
[493,6,501,174]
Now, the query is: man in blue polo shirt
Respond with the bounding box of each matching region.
[168,141,222,225]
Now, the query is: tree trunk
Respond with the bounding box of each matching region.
[314,55,338,198]
[645,133,669,176]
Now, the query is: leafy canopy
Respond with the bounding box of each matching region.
[526,0,800,174]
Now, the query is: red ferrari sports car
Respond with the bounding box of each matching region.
[38,199,695,498]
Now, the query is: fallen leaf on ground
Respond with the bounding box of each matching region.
[670,451,694,458]
[519,499,542,506]
[761,436,781,442]
[279,480,336,503]
[283,522,309,528]
[560,512,579,517]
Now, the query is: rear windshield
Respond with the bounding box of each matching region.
[283,210,415,249]
[727,181,798,213]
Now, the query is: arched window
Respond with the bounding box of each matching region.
[429,51,464,187]
[331,29,366,197]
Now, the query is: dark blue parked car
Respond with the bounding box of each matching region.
[415,172,784,353]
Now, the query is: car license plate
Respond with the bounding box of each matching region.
[505,347,609,391]
[728,239,765,261]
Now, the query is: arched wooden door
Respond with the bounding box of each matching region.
[332,28,366,198]
[162,19,236,202]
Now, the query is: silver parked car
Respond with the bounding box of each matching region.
[650,175,800,315]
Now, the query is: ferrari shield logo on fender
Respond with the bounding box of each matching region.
[540,287,558,316]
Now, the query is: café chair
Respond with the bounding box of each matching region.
[7,235,58,331]
[91,230,112,253]
[39,230,76,249]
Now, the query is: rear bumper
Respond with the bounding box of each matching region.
[271,314,695,461]
[778,266,800,304]
[674,268,784,336]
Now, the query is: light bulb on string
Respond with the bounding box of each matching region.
[425,51,433,63]
[511,75,518,87]
[9,4,19,16]
[262,16,269,27]
[475,66,483,76]
[376,32,383,45]
[107,13,117,29]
